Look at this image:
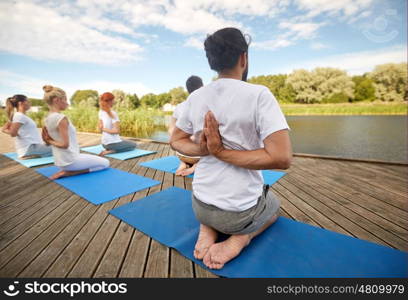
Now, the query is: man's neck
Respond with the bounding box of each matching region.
[218,70,242,81]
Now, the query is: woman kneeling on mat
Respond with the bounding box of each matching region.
[2,94,52,159]
[41,85,109,180]
[98,92,136,156]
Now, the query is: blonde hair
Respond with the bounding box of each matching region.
[5,95,27,121]
[43,85,66,105]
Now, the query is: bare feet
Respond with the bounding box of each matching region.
[175,162,188,176]
[98,150,115,157]
[49,170,68,180]
[20,155,41,160]
[203,234,250,269]
[179,164,196,176]
[49,169,89,180]
[194,224,218,260]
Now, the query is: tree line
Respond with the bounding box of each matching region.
[29,62,407,110]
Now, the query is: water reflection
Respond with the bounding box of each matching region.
[149,115,407,163]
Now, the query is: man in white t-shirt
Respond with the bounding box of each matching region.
[170,27,292,270]
[168,75,204,176]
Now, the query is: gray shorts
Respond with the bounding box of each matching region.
[103,140,136,153]
[192,185,280,235]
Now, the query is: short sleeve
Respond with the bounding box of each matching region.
[175,100,193,135]
[12,113,26,125]
[256,88,289,141]
[112,111,120,122]
[98,110,103,120]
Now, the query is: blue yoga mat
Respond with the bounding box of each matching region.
[109,187,408,278]
[81,144,156,160]
[3,152,54,168]
[139,156,286,184]
[36,166,160,205]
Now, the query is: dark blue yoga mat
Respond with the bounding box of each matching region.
[139,156,286,184]
[81,144,156,160]
[109,187,408,278]
[36,166,160,205]
[3,152,54,168]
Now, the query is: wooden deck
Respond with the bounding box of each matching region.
[0,131,407,278]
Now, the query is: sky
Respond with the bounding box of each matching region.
[0,0,406,103]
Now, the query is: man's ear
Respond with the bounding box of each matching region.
[240,52,247,68]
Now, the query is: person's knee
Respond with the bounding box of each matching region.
[101,157,110,168]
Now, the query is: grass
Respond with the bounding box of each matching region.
[281,101,408,115]
[0,106,166,138]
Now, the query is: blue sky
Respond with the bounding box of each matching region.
[0,0,406,103]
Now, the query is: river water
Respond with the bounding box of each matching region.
[149,115,407,163]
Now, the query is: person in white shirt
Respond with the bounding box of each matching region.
[1,94,52,159]
[41,85,109,180]
[97,92,136,156]
[171,27,292,270]
[168,76,203,176]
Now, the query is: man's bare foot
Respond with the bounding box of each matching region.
[49,170,68,180]
[175,162,188,176]
[194,224,218,260]
[98,150,115,156]
[179,164,196,176]
[203,234,250,269]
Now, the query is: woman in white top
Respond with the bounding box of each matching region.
[98,92,136,156]
[1,94,52,159]
[41,85,109,180]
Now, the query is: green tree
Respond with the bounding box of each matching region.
[140,93,158,108]
[112,89,126,109]
[169,87,188,105]
[28,98,48,110]
[368,63,407,102]
[352,75,376,102]
[286,68,354,103]
[70,90,99,107]
[248,74,296,103]
[156,93,172,109]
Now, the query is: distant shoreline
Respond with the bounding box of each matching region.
[280,102,407,116]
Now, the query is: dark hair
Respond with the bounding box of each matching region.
[5,94,27,120]
[185,76,203,94]
[204,27,249,72]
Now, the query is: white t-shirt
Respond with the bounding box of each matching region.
[12,112,43,157]
[173,101,188,120]
[176,78,289,212]
[45,112,80,167]
[99,110,122,145]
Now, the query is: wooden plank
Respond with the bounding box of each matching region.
[0,192,79,269]
[118,143,165,278]
[0,188,73,246]
[0,195,86,277]
[63,157,142,278]
[40,158,128,277]
[143,145,171,278]
[289,167,408,239]
[92,144,162,278]
[278,176,402,249]
[169,173,194,278]
[298,158,408,214]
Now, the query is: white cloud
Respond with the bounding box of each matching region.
[279,21,324,40]
[278,45,407,75]
[294,0,373,19]
[0,1,143,65]
[252,38,293,50]
[310,42,330,50]
[184,37,205,50]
